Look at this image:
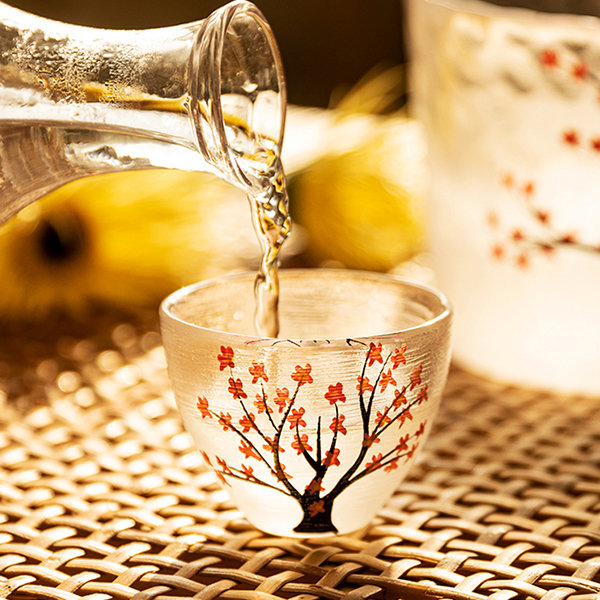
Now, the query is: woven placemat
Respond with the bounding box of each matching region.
[0,316,599,600]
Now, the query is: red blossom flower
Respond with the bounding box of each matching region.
[416,421,427,438]
[405,443,418,461]
[218,412,233,431]
[305,478,324,494]
[308,499,325,517]
[492,244,505,260]
[325,382,346,405]
[214,470,231,486]
[292,364,313,386]
[249,361,268,383]
[254,393,272,414]
[239,413,256,433]
[536,210,550,224]
[216,456,232,473]
[384,459,399,473]
[591,138,600,152]
[398,409,413,427]
[357,375,374,395]
[287,407,307,430]
[368,342,383,366]
[196,396,211,418]
[501,172,514,188]
[365,453,383,472]
[228,377,247,399]
[522,181,536,197]
[329,414,347,436]
[540,48,558,68]
[396,435,409,454]
[322,447,341,467]
[416,385,428,405]
[563,129,579,146]
[392,388,407,409]
[512,229,524,242]
[274,388,290,412]
[379,369,397,392]
[292,433,313,455]
[391,343,407,369]
[364,433,381,446]
[217,346,235,371]
[409,365,423,390]
[375,409,391,427]
[572,60,587,80]
[274,463,293,480]
[516,253,530,269]
[262,436,285,454]
[241,464,257,480]
[560,233,578,244]
[238,440,260,460]
[541,244,556,256]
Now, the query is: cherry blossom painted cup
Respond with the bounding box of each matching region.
[408,0,600,395]
[160,269,451,537]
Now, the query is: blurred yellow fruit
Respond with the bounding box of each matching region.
[0,169,257,320]
[292,116,426,271]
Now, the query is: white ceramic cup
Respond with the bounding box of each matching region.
[408,0,600,395]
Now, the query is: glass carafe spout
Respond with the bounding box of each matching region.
[0,0,286,223]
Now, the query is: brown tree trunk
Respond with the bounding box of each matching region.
[293,495,337,534]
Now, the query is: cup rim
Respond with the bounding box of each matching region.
[160,268,451,347]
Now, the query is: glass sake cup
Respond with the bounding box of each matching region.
[160,269,451,537]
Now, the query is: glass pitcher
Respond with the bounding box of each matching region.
[0,0,286,223]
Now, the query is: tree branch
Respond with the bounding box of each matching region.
[316,416,322,466]
[365,352,392,421]
[372,389,423,441]
[370,384,408,441]
[345,432,420,487]
[324,351,385,502]
[272,382,303,499]
[321,403,339,474]
[260,381,279,432]
[210,410,277,479]
[239,398,270,447]
[295,420,320,472]
[358,349,370,425]
[324,352,424,503]
[217,467,295,497]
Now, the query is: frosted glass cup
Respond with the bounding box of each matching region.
[160,269,451,537]
[408,0,600,395]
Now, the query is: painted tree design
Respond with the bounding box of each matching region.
[196,341,429,534]
[487,46,600,267]
[487,173,600,268]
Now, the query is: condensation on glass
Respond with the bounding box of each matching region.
[0,0,286,223]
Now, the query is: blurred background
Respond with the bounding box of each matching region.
[0,0,427,331]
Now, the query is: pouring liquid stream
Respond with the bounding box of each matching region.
[233,132,290,338]
[249,175,290,339]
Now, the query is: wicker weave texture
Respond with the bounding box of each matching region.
[0,320,599,600]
